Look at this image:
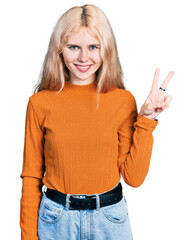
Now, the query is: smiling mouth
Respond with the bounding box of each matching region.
[74,64,93,67]
[74,64,93,72]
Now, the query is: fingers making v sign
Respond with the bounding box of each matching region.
[139,68,175,120]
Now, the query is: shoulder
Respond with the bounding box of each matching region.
[108,88,137,115]
[114,88,137,116]
[26,89,58,124]
[114,88,136,104]
[29,89,50,102]
[27,89,58,115]
[28,89,56,108]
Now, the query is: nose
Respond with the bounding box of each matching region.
[77,48,90,62]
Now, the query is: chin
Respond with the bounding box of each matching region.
[77,73,95,79]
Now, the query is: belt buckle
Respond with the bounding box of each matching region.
[69,195,95,210]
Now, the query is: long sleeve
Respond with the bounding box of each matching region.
[20,98,45,240]
[18,82,159,208]
[117,91,159,187]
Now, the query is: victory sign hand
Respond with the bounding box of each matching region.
[139,68,175,120]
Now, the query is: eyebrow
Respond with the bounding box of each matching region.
[66,43,101,46]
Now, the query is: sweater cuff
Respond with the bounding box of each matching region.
[133,114,159,130]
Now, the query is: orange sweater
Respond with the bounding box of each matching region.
[20,80,158,239]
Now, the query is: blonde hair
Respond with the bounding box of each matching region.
[33,4,126,108]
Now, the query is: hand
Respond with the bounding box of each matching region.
[139,68,175,120]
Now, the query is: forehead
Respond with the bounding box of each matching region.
[67,27,100,44]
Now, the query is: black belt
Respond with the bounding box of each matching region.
[46,182,123,210]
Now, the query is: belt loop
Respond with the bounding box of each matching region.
[65,194,71,210]
[42,185,47,193]
[95,194,100,210]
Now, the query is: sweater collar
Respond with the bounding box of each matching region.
[64,80,97,91]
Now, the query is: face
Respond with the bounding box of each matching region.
[62,27,102,85]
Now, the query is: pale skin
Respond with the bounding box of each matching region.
[139,68,175,120]
[62,28,175,120]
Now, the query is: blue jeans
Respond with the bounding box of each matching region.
[37,182,133,240]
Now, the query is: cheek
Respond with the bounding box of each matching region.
[63,52,77,64]
[93,54,102,64]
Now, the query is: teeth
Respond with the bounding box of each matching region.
[75,64,91,69]
[78,66,88,69]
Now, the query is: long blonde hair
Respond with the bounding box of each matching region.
[33,4,126,108]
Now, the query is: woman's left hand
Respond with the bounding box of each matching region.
[139,68,175,120]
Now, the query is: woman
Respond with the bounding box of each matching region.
[20,4,175,240]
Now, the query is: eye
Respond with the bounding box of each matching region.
[69,45,78,50]
[90,45,97,50]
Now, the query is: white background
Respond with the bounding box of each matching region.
[0,0,193,239]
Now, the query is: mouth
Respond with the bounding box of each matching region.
[74,64,93,72]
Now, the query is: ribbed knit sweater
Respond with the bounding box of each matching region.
[20,79,158,239]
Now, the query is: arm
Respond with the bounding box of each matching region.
[20,98,45,240]
[117,92,158,187]
[118,68,175,187]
